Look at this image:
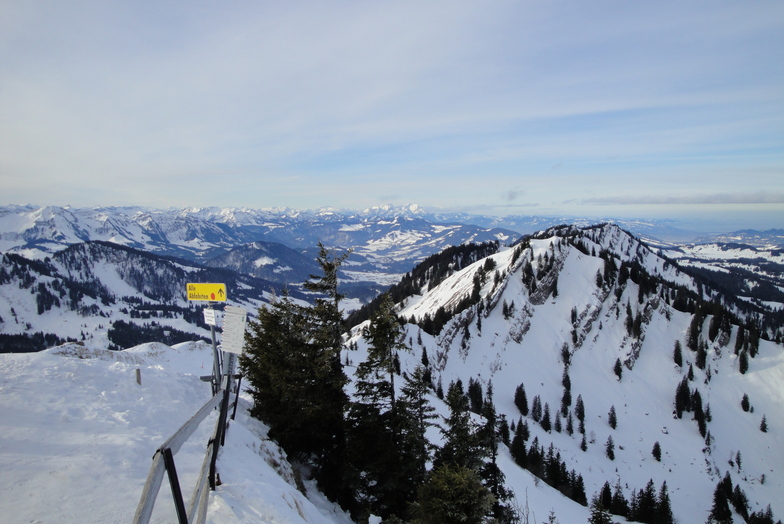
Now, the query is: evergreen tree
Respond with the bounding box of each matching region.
[434,379,485,473]
[347,293,415,517]
[605,436,615,460]
[608,405,617,430]
[760,414,768,432]
[467,377,484,414]
[541,403,552,432]
[613,358,623,381]
[673,340,683,367]
[652,441,662,462]
[588,496,613,524]
[510,421,528,468]
[411,464,494,524]
[478,384,517,523]
[600,482,612,509]
[514,382,529,416]
[611,480,629,517]
[741,393,750,412]
[655,481,674,524]
[531,394,542,422]
[739,349,749,374]
[242,280,349,503]
[580,434,587,452]
[397,366,438,506]
[575,394,585,424]
[675,376,691,418]
[301,243,352,501]
[706,480,733,524]
[566,412,574,436]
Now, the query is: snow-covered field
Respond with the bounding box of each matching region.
[0,342,353,523]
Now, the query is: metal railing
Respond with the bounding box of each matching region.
[133,354,240,524]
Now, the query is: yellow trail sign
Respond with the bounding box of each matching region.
[187,283,227,302]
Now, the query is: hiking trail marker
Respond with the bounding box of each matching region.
[187,283,226,302]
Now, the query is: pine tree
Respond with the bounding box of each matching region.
[673,340,683,367]
[611,480,629,518]
[514,382,529,416]
[479,384,516,523]
[411,464,494,524]
[575,394,585,424]
[301,243,352,501]
[652,441,662,462]
[588,496,613,524]
[739,349,749,374]
[398,366,438,500]
[605,436,615,460]
[741,393,750,412]
[541,403,552,432]
[760,414,768,432]
[467,377,484,414]
[613,358,623,381]
[348,293,415,517]
[608,405,617,430]
[655,481,674,524]
[706,480,733,524]
[566,412,574,436]
[531,394,542,422]
[434,379,485,473]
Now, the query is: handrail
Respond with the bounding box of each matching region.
[133,355,237,524]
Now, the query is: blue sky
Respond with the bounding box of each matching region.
[1,1,782,229]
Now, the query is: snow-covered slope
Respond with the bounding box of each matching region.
[0,242,278,352]
[347,224,784,522]
[0,341,354,523]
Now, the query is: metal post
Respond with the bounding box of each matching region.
[209,306,221,396]
[162,447,188,524]
[232,375,242,421]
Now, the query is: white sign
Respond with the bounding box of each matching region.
[221,305,248,355]
[203,308,217,327]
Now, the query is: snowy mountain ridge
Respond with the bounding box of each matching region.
[1,220,783,522]
[345,223,783,523]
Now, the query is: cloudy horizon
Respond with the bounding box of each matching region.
[1,1,782,230]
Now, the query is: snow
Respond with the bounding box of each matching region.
[0,341,353,523]
[253,256,276,268]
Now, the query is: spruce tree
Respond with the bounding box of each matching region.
[514,382,529,416]
[301,243,351,501]
[605,436,615,461]
[655,481,674,524]
[706,481,733,524]
[575,394,585,425]
[541,402,552,432]
[673,340,683,367]
[434,379,485,473]
[531,394,542,422]
[588,496,613,524]
[608,405,617,430]
[652,441,662,462]
[411,464,494,524]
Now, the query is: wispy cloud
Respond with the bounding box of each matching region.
[581,191,784,206]
[0,1,782,226]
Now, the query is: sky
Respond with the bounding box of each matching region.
[1,1,783,230]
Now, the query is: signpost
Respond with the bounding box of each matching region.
[187,283,226,302]
[187,283,228,394]
[221,306,248,355]
[186,283,248,394]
